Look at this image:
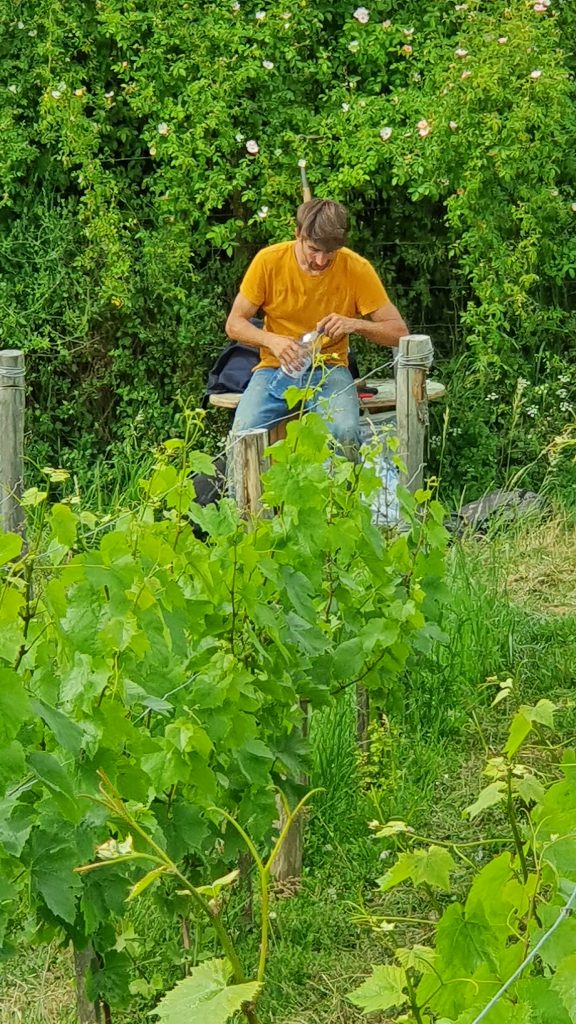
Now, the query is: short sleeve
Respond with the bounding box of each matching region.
[355,258,389,316]
[240,250,268,308]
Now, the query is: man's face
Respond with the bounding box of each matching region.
[298,235,339,274]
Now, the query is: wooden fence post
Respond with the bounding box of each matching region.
[73,946,102,1024]
[396,334,433,493]
[229,429,272,519]
[0,350,25,536]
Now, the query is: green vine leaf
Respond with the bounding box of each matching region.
[378,845,456,893]
[550,953,576,1020]
[464,781,506,820]
[347,964,408,1013]
[504,700,556,758]
[148,958,260,1024]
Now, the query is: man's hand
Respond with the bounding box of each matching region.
[318,313,358,342]
[266,335,305,374]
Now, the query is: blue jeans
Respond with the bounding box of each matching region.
[232,366,360,455]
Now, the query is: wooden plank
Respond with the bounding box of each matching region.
[209,380,445,414]
[0,350,25,536]
[396,335,433,493]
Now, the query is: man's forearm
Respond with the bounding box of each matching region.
[351,317,408,348]
[225,313,279,351]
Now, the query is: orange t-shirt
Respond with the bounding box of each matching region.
[239,241,389,369]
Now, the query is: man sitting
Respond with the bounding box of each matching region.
[225,198,408,456]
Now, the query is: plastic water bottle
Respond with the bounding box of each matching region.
[269,330,320,400]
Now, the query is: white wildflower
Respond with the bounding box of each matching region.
[404,27,414,36]
[157,122,169,136]
[257,206,269,218]
[417,118,430,138]
[401,44,413,55]
[246,139,259,154]
[232,1,240,9]
[353,7,370,24]
[235,131,245,142]
[342,102,350,111]
[298,158,306,168]
[498,36,508,43]
[104,90,115,98]
[255,9,265,18]
[461,69,472,79]
[455,47,468,57]
[348,38,359,51]
[8,84,17,94]
[51,89,62,99]
[382,19,391,28]
[262,59,274,69]
[530,69,542,79]
[449,120,458,131]
[379,126,392,141]
[17,20,24,28]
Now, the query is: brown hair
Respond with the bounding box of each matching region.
[296,199,348,251]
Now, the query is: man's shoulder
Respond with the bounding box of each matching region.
[337,247,373,272]
[255,240,295,264]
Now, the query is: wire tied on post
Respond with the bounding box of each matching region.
[0,365,26,384]
[394,336,434,371]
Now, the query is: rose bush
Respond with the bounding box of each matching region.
[0,0,574,495]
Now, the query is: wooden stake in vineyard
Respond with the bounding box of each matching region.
[0,349,25,537]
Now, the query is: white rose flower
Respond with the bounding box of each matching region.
[246,139,259,154]
[379,126,392,141]
[353,7,370,23]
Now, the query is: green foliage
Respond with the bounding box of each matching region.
[349,700,576,1023]
[0,414,447,1016]
[0,0,574,492]
[149,959,260,1024]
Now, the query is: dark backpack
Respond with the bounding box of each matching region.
[201,342,260,409]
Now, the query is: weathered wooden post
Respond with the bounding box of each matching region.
[73,948,102,1024]
[229,428,272,519]
[0,350,25,536]
[396,334,433,493]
